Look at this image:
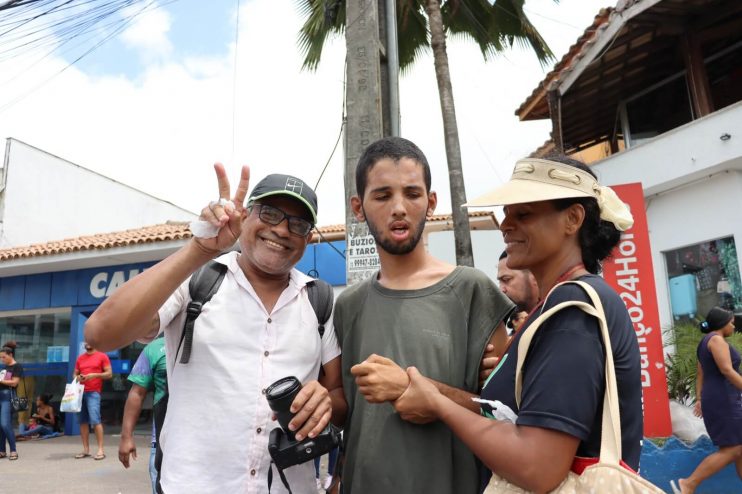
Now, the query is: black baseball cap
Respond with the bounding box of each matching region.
[247,174,318,224]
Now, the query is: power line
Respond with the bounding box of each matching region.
[0,0,181,114]
[231,0,240,161]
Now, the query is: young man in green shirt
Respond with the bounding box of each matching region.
[334,137,512,493]
[119,337,167,494]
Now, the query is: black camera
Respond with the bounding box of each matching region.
[265,376,341,470]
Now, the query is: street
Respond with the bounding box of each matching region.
[1,434,152,493]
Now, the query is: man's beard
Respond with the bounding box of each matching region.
[366,213,427,255]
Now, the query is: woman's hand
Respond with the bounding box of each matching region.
[693,400,702,418]
[393,367,443,424]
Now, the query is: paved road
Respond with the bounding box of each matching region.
[3,433,333,493]
[1,434,152,493]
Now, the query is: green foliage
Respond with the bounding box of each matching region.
[664,321,742,403]
[295,0,556,72]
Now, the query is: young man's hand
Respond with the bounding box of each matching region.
[351,354,410,403]
[118,436,137,468]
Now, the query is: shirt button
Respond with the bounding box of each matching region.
[250,469,256,476]
[257,427,262,433]
[264,351,269,357]
[267,318,272,323]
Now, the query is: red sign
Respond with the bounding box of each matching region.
[602,183,672,437]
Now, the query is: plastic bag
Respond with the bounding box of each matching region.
[60,378,85,413]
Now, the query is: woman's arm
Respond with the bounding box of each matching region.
[43,406,55,426]
[694,362,704,417]
[395,367,579,493]
[708,336,742,390]
[1,376,20,388]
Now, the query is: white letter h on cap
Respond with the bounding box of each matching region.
[285,178,304,194]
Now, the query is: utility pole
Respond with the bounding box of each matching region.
[344,0,398,285]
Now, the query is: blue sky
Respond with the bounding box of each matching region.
[73,0,236,77]
[0,0,609,226]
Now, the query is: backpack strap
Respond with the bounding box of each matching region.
[307,279,333,338]
[176,260,228,364]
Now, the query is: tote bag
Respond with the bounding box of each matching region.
[485,281,664,494]
[60,377,85,413]
[11,374,29,412]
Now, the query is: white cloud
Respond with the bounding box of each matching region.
[0,0,608,229]
[120,2,173,61]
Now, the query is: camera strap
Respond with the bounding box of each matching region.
[267,461,293,494]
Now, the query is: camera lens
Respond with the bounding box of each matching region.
[265,376,302,434]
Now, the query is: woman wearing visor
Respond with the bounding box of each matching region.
[392,155,644,493]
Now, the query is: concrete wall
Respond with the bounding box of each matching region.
[0,139,197,248]
[591,103,742,336]
[641,436,741,493]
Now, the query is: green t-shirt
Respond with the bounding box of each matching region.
[128,337,167,405]
[334,266,513,494]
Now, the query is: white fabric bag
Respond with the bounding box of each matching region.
[60,377,85,413]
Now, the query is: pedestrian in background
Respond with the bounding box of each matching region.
[119,336,168,494]
[0,341,23,460]
[74,343,112,460]
[314,445,339,491]
[673,307,742,494]
[17,394,56,439]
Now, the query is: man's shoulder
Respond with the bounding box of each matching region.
[336,276,374,306]
[450,265,495,284]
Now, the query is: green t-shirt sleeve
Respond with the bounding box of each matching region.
[461,268,514,392]
[127,347,154,390]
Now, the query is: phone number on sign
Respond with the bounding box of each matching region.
[350,257,379,269]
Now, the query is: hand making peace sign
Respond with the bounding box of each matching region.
[193,163,251,254]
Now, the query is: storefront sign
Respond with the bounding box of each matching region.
[89,269,143,298]
[602,182,672,437]
[78,262,155,305]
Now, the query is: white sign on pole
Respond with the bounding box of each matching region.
[346,221,380,284]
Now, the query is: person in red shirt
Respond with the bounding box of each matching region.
[74,343,112,460]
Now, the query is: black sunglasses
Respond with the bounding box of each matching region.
[251,203,314,237]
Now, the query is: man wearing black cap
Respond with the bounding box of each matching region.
[85,164,345,494]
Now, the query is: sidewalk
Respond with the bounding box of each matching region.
[1,433,153,493]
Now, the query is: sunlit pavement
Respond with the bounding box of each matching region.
[1,434,152,493]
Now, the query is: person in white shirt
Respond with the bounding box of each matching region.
[85,164,346,494]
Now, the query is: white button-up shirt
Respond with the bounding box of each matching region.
[151,252,340,494]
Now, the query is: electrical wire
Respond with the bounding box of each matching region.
[0,0,182,113]
[231,0,240,161]
[314,55,347,190]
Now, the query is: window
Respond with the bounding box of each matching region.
[0,310,71,363]
[665,237,742,321]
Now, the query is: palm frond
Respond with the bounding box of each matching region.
[295,0,555,69]
[296,0,346,71]
[396,2,429,72]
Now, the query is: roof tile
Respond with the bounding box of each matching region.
[0,211,496,262]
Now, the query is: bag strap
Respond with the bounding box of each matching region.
[514,280,622,465]
[11,368,26,399]
[177,261,228,364]
[267,461,293,494]
[307,279,333,338]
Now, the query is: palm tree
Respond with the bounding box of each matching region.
[297,0,555,266]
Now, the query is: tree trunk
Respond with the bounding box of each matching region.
[425,0,474,267]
